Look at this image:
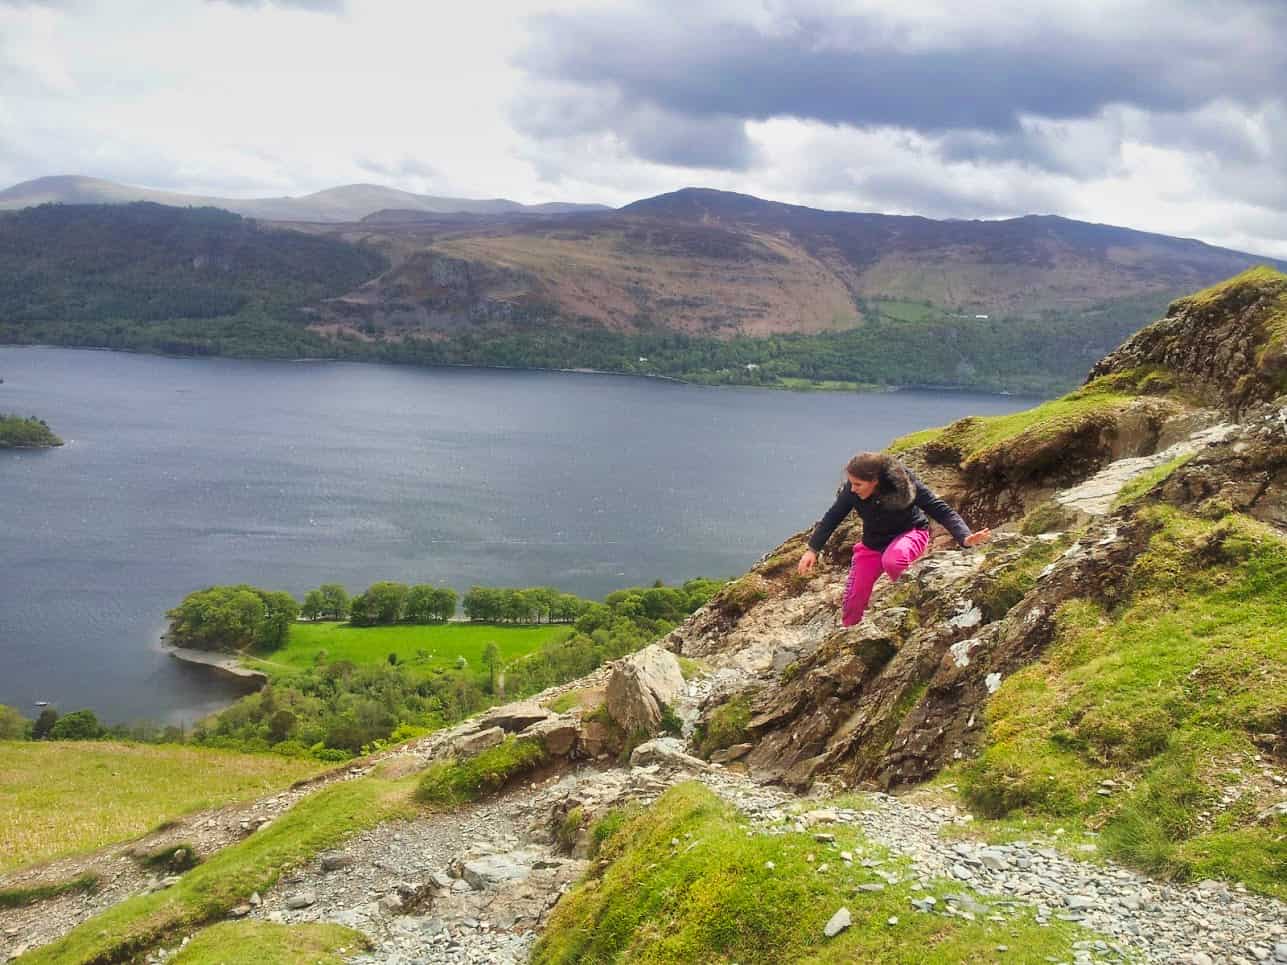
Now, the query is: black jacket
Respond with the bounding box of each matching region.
[807,459,972,553]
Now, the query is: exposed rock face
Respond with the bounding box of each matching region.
[604,644,685,735]
[669,393,1285,793]
[1089,268,1287,413]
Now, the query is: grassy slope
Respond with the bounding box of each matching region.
[170,921,368,965]
[0,742,322,874]
[960,507,1287,898]
[889,374,1140,464]
[23,767,417,965]
[249,621,571,677]
[534,783,1090,964]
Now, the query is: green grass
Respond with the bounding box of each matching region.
[1110,453,1194,509]
[871,298,940,324]
[0,741,322,874]
[170,921,368,965]
[22,766,417,965]
[962,508,1287,897]
[0,872,98,908]
[250,621,571,677]
[776,378,883,393]
[695,695,752,759]
[414,736,547,809]
[544,691,582,713]
[888,375,1139,468]
[533,783,1091,964]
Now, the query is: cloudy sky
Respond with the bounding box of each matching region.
[3,0,1287,255]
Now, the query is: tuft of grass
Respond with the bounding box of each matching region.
[963,508,1287,897]
[1019,500,1077,535]
[170,920,369,965]
[533,782,1091,964]
[975,538,1065,623]
[414,736,547,809]
[588,805,641,859]
[694,695,752,759]
[0,741,323,874]
[544,691,581,714]
[557,807,585,852]
[715,574,771,618]
[1109,453,1194,510]
[22,767,417,965]
[676,656,706,680]
[0,872,98,909]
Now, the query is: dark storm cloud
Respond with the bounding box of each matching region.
[514,1,1287,166]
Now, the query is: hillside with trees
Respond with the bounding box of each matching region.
[2,192,1285,392]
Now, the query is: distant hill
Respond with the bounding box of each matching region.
[0,202,386,356]
[3,187,1286,393]
[0,176,610,223]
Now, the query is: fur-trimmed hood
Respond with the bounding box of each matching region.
[875,456,916,510]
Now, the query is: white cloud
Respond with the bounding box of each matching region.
[0,0,1283,258]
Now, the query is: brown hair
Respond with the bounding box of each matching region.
[845,451,886,482]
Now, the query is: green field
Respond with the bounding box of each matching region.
[249,621,572,677]
[0,742,323,873]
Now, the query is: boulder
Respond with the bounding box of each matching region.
[578,718,619,758]
[481,702,551,732]
[453,725,505,756]
[629,737,710,772]
[605,644,685,736]
[462,853,534,890]
[524,715,578,756]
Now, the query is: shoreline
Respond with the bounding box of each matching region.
[162,643,268,688]
[0,342,1048,399]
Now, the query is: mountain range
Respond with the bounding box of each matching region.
[3,176,1285,392]
[0,175,610,222]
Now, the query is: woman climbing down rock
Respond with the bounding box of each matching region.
[797,451,991,626]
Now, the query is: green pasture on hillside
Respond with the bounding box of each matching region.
[0,742,323,874]
[249,621,572,678]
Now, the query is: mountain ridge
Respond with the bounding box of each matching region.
[0,175,611,222]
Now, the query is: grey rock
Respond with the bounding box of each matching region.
[453,726,506,756]
[462,854,534,890]
[605,644,685,735]
[823,907,852,938]
[320,851,353,871]
[629,737,710,772]
[481,702,551,732]
[285,890,316,910]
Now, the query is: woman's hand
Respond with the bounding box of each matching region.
[797,549,818,574]
[964,528,992,547]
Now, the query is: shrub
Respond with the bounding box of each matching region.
[49,709,102,741]
[0,704,29,740]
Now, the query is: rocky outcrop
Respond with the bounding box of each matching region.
[604,644,685,736]
[1089,267,1287,413]
[669,391,1285,793]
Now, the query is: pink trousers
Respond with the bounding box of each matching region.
[842,528,931,627]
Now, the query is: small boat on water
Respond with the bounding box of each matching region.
[34,700,48,707]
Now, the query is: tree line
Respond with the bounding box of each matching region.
[166,577,712,653]
[0,576,726,760]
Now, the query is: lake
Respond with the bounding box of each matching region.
[0,347,1035,724]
